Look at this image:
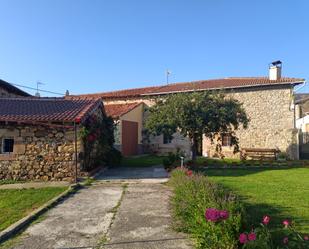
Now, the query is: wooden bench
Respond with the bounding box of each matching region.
[240,148,280,160]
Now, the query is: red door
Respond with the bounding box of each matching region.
[122,120,138,156]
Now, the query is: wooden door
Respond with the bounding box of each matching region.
[122,120,138,156]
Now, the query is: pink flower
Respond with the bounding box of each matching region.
[283,237,289,244]
[248,232,256,241]
[205,208,220,222]
[282,219,290,228]
[262,215,270,225]
[239,233,247,244]
[219,210,229,220]
[304,235,309,241]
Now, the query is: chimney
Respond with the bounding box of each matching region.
[269,60,282,80]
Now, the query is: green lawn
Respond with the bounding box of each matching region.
[0,187,67,231]
[120,155,166,167]
[204,168,309,233]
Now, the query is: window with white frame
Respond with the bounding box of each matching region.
[1,138,14,154]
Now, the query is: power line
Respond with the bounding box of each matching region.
[11,83,65,96]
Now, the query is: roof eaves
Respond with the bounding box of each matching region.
[74,99,103,124]
[118,102,144,118]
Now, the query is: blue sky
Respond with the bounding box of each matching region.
[0,0,308,96]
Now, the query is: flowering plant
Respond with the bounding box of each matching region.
[239,215,308,249]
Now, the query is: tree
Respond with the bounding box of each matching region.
[145,91,249,160]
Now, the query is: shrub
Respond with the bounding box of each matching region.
[277,152,287,161]
[163,149,185,171]
[169,168,244,249]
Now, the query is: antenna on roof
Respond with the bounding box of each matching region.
[35,81,44,97]
[166,69,171,84]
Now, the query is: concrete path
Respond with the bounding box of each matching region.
[95,165,169,181]
[103,183,192,249]
[8,166,192,249]
[0,181,70,189]
[10,184,123,249]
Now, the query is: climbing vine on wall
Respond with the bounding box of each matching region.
[79,113,119,170]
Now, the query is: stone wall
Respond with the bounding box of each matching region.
[104,85,298,159]
[0,124,82,181]
[203,86,298,159]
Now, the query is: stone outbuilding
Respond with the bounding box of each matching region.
[0,97,105,182]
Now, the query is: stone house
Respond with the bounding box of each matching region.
[0,97,104,181]
[74,64,305,160]
[0,79,31,98]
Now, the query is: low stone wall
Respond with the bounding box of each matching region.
[0,124,82,181]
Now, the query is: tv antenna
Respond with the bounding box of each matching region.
[166,69,171,84]
[35,81,44,97]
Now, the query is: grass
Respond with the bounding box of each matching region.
[194,156,309,167]
[120,154,166,167]
[203,168,309,233]
[0,187,67,232]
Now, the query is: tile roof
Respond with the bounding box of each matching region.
[76,86,160,99]
[72,77,305,99]
[143,77,305,95]
[104,102,142,118]
[0,79,31,97]
[0,97,102,124]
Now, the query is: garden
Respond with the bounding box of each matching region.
[169,166,309,249]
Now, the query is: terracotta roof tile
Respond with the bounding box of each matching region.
[144,77,305,95]
[0,97,102,123]
[76,86,160,100]
[104,102,142,118]
[72,77,305,99]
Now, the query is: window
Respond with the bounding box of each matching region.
[221,134,231,147]
[1,138,14,153]
[163,134,172,144]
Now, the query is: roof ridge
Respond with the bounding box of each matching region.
[74,85,162,97]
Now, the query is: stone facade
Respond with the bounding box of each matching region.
[203,86,298,159]
[104,85,299,159]
[0,124,82,181]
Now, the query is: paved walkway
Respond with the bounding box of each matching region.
[95,165,169,181]
[11,184,123,249]
[8,166,192,249]
[104,183,191,249]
